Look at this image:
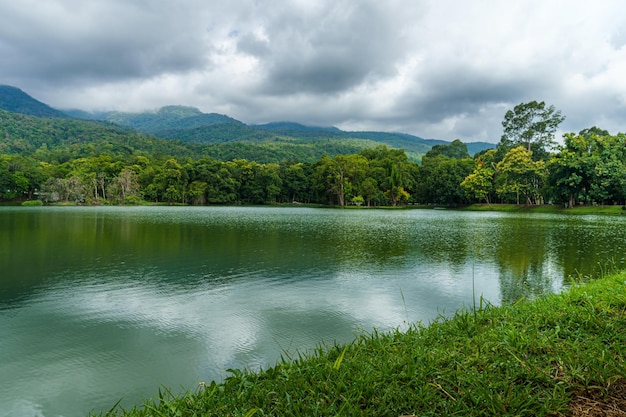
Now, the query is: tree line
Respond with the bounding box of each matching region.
[1,101,625,207]
[0,146,420,206]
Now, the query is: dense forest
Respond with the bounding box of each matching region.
[1,100,625,207]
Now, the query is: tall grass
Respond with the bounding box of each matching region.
[98,273,626,417]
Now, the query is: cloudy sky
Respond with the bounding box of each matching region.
[1,0,625,142]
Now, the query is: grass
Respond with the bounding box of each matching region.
[97,272,626,417]
[462,203,626,215]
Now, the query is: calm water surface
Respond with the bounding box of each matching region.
[1,206,625,417]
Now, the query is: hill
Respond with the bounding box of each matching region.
[0,109,199,160]
[70,106,434,161]
[102,108,495,159]
[0,85,68,118]
[0,85,495,163]
[77,106,495,161]
[0,109,385,164]
[101,105,244,135]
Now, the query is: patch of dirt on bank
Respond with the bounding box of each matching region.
[570,379,626,416]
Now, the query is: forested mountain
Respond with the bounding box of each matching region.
[0,109,381,164]
[0,85,68,118]
[100,105,244,135]
[0,85,494,162]
[74,105,494,160]
[0,109,201,160]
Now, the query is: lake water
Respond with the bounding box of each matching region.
[1,206,625,417]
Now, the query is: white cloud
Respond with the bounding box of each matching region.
[1,0,626,141]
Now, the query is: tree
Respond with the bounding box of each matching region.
[587,134,626,205]
[547,131,626,206]
[314,154,368,206]
[186,181,208,205]
[423,139,470,160]
[359,177,380,206]
[280,163,312,203]
[362,146,416,206]
[547,133,594,207]
[499,101,565,159]
[496,146,546,205]
[351,195,364,206]
[417,155,474,205]
[110,168,141,203]
[579,126,609,138]
[461,150,497,205]
[148,158,186,203]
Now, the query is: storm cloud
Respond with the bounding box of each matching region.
[1,0,625,142]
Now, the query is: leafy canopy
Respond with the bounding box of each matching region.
[499,100,564,159]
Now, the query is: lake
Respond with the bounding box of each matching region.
[1,206,625,417]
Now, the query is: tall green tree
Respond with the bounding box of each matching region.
[418,155,474,205]
[587,134,626,205]
[423,139,470,160]
[496,146,546,205]
[547,133,595,207]
[461,150,497,205]
[110,168,141,203]
[314,154,368,206]
[547,131,626,206]
[279,163,313,203]
[361,146,416,206]
[499,101,565,159]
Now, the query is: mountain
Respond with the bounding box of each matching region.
[62,109,110,120]
[0,109,207,163]
[92,108,494,158]
[255,122,342,133]
[0,85,495,162]
[0,85,68,118]
[0,108,385,164]
[74,105,243,136]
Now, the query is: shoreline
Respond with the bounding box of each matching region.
[7,200,626,216]
[98,272,626,416]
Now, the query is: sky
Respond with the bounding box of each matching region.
[1,0,626,143]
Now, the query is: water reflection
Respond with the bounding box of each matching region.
[1,207,626,417]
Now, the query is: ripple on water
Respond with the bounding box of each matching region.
[3,207,626,417]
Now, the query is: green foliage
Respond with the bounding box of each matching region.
[0,109,199,161]
[461,159,495,204]
[103,106,243,135]
[499,100,565,158]
[417,154,475,205]
[21,199,43,206]
[496,146,546,205]
[2,100,625,208]
[70,105,459,163]
[424,139,470,159]
[546,132,626,206]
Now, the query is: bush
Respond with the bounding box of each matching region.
[21,200,43,206]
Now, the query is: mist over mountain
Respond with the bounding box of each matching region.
[0,85,495,161]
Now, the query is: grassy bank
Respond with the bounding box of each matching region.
[100,273,626,417]
[462,203,626,215]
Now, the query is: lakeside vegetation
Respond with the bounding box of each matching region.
[2,101,626,208]
[461,203,626,215]
[0,94,624,209]
[97,272,626,417]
